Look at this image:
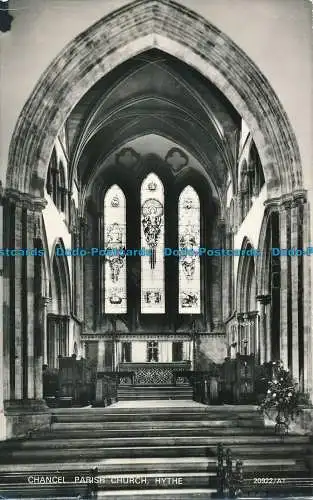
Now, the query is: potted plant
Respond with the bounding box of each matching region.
[258,360,309,437]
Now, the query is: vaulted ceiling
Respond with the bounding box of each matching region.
[65,49,241,204]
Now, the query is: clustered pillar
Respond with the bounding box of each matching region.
[3,190,51,438]
[262,195,307,388]
[278,196,306,385]
[256,294,271,364]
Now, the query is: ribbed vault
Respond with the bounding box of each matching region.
[6,0,302,199]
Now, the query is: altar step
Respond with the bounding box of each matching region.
[117,385,193,400]
[0,404,312,498]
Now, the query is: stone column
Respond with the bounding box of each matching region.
[190,336,194,371]
[14,200,23,399]
[218,220,227,319]
[0,187,5,438]
[302,199,312,395]
[242,313,249,354]
[42,297,51,365]
[3,190,50,439]
[257,295,271,364]
[98,212,104,318]
[26,208,36,399]
[249,312,258,360]
[97,340,105,371]
[82,213,94,331]
[211,219,224,328]
[223,230,234,318]
[81,341,87,359]
[237,314,243,354]
[279,202,289,368]
[35,296,51,401]
[78,218,86,320]
[290,200,300,381]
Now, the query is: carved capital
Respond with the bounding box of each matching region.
[5,188,47,212]
[256,294,271,305]
[41,297,51,308]
[265,190,307,212]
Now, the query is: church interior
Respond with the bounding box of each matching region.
[0,0,312,498]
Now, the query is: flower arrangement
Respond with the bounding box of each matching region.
[258,360,309,435]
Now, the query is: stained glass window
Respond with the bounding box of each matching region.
[104,185,127,313]
[178,186,201,314]
[141,173,165,313]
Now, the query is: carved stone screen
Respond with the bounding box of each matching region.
[178,186,201,314]
[141,173,165,313]
[104,185,127,313]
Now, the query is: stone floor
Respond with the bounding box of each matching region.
[0,402,312,498]
[109,399,207,408]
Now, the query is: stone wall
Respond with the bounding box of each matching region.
[197,334,227,370]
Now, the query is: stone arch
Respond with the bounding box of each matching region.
[6,0,302,198]
[50,238,71,316]
[256,207,275,296]
[40,220,51,298]
[236,237,257,313]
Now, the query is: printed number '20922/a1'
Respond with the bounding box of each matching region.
[253,478,286,484]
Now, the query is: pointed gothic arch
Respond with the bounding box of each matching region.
[50,238,71,316]
[236,238,258,314]
[6,0,302,199]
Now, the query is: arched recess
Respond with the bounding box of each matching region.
[47,239,71,368]
[236,238,259,357]
[236,238,257,314]
[256,208,274,297]
[46,147,57,202]
[238,160,249,222]
[50,239,71,315]
[257,209,281,362]
[7,0,302,198]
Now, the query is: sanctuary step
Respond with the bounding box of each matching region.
[117,385,193,401]
[0,402,312,499]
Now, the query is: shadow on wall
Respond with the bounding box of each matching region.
[197,336,227,370]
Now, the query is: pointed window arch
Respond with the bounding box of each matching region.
[178,186,201,314]
[141,173,165,314]
[104,185,127,313]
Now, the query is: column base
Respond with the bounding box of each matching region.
[0,411,6,441]
[4,399,51,439]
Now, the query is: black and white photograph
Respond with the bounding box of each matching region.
[0,0,312,498]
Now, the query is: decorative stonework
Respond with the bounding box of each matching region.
[135,367,172,385]
[119,362,191,385]
[5,189,47,212]
[116,147,140,168]
[165,147,189,172]
[80,333,218,341]
[4,399,51,439]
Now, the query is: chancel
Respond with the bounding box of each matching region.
[0,0,312,498]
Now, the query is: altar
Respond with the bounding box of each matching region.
[118,361,191,385]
